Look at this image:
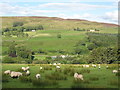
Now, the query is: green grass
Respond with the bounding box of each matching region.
[2,64,119,88]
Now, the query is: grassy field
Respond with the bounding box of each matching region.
[2,17,118,56]
[2,64,119,88]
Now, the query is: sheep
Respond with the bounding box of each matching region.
[4,70,11,75]
[10,71,22,78]
[77,74,84,80]
[40,67,43,70]
[57,63,61,65]
[26,70,30,76]
[21,67,29,72]
[36,74,41,79]
[86,65,89,67]
[112,70,118,73]
[92,64,96,68]
[21,67,26,71]
[26,66,30,70]
[74,73,78,80]
[53,63,57,65]
[83,65,89,68]
[56,66,60,69]
[106,66,109,69]
[98,66,101,69]
[74,73,84,81]
[98,64,101,69]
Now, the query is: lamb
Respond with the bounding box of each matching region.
[40,67,43,70]
[26,70,30,76]
[56,66,60,69]
[4,70,11,75]
[74,73,84,81]
[112,70,118,73]
[36,74,41,79]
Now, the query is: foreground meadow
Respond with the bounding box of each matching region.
[2,64,119,88]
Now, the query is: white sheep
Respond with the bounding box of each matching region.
[4,70,11,75]
[26,66,30,70]
[83,65,89,68]
[21,67,26,71]
[92,64,96,68]
[56,66,60,69]
[77,74,84,80]
[22,67,29,71]
[10,71,22,78]
[74,73,84,81]
[74,73,78,80]
[40,67,43,70]
[57,63,61,65]
[98,64,101,69]
[26,70,30,75]
[106,66,109,69]
[86,65,89,67]
[36,74,41,79]
[53,63,57,65]
[112,70,118,73]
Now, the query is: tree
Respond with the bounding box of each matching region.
[8,43,17,57]
[57,34,61,38]
[88,47,118,64]
[87,43,97,50]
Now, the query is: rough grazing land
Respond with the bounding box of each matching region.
[2,64,119,88]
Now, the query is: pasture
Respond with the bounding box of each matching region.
[2,64,119,88]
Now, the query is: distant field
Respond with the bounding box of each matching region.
[2,64,119,88]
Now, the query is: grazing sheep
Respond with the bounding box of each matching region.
[92,64,96,68]
[98,66,101,69]
[26,70,30,75]
[22,67,29,71]
[21,67,26,71]
[77,74,84,80]
[106,66,109,69]
[86,65,89,67]
[98,64,101,69]
[53,63,57,65]
[4,70,11,75]
[40,67,43,70]
[83,65,89,68]
[74,73,84,81]
[36,74,41,79]
[56,66,60,69]
[57,63,61,65]
[74,73,78,79]
[26,66,30,70]
[112,70,118,73]
[10,71,22,78]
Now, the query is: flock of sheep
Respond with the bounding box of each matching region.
[4,64,119,81]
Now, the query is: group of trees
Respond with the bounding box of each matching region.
[74,27,99,32]
[2,21,44,37]
[3,42,34,64]
[88,47,119,64]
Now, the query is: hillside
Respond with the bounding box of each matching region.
[1,16,118,32]
[2,16,118,64]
